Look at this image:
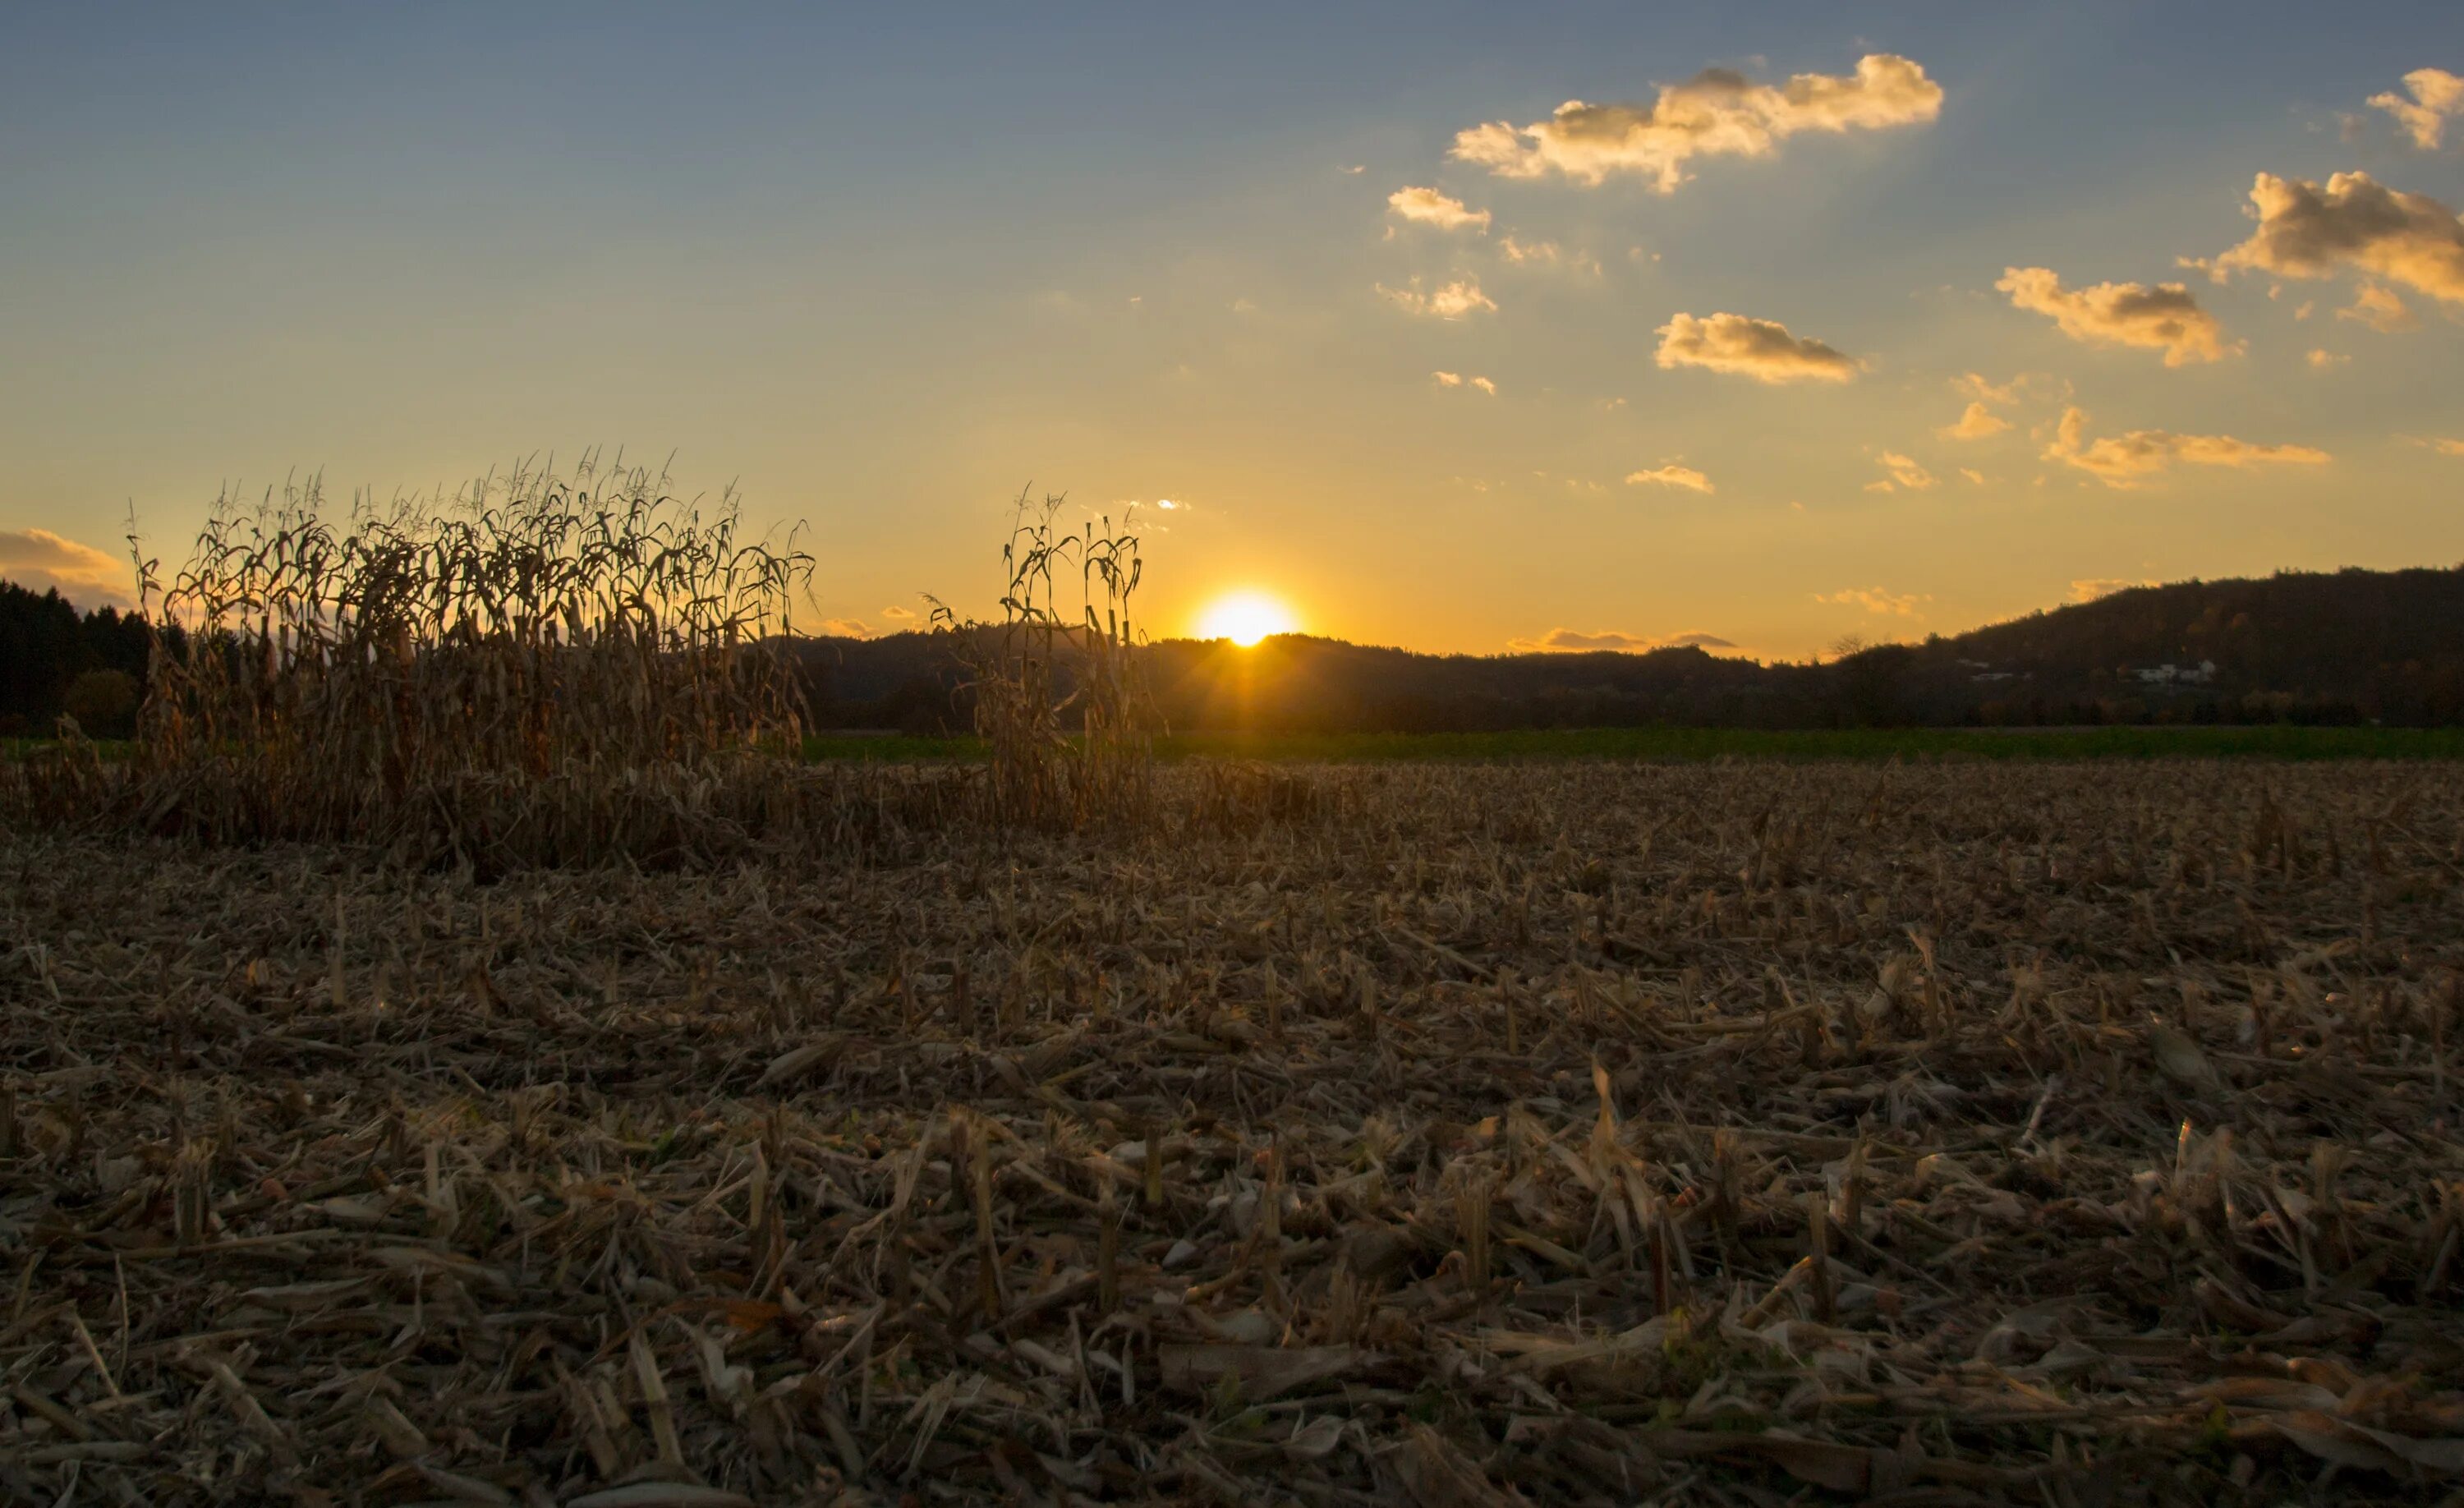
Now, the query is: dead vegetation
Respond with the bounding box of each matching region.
[931,494,1156,832]
[5,761,2464,1504]
[5,455,825,869]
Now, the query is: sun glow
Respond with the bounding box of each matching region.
[1195,591,1299,647]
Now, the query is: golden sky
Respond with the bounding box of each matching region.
[2,8,2461,660]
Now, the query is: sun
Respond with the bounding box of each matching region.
[1194,591,1299,647]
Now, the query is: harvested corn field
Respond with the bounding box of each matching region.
[5,761,2464,1506]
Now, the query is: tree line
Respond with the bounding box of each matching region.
[0,582,165,738]
[11,562,2464,739]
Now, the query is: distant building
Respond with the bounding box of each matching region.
[2126,660,2218,686]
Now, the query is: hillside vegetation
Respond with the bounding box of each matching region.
[800,565,2464,733]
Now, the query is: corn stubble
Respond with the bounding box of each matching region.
[6,757,2464,1504]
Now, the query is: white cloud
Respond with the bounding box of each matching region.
[1816,586,1927,617]
[1939,401,2010,439]
[1378,278,1498,319]
[1432,370,1496,393]
[1997,266,2233,366]
[2370,68,2464,150]
[2043,406,2332,488]
[1654,311,1857,383]
[1509,627,1740,653]
[1450,53,1942,191]
[2338,282,2419,333]
[2209,172,2464,306]
[1625,464,1714,494]
[1432,370,1464,387]
[0,528,130,609]
[2305,347,2351,370]
[1386,186,1492,233]
[1470,375,1496,395]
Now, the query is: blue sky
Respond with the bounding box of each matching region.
[4,2,2462,655]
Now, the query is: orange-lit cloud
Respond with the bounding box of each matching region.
[2071,577,2157,602]
[1816,586,1927,617]
[1956,372,2020,404]
[1451,53,1942,191]
[821,618,874,639]
[1432,370,1497,393]
[1379,277,1497,319]
[1496,236,1601,275]
[1996,267,2232,366]
[2208,172,2464,305]
[2305,348,2351,370]
[1386,186,1491,232]
[2370,68,2464,150]
[2044,407,2332,488]
[2338,282,2418,333]
[0,528,130,609]
[2424,438,2464,457]
[1939,401,2009,439]
[1625,464,1713,493]
[1509,627,1739,653]
[1873,452,1936,490]
[1654,311,1857,383]
[880,605,917,622]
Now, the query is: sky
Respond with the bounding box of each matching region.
[3,2,2462,660]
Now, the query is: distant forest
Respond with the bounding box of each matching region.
[10,564,2464,737]
[0,581,159,738]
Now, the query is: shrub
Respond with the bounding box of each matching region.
[61,669,138,739]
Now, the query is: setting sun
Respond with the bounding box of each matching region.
[1194,591,1299,647]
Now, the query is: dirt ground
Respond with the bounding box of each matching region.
[4,761,2462,1505]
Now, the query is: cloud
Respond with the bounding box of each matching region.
[880,605,917,622]
[1432,370,1497,393]
[1432,370,1463,387]
[1654,311,1857,383]
[1996,266,2232,366]
[1625,464,1714,493]
[2370,68,2464,149]
[1816,586,1927,617]
[2071,577,2158,602]
[2305,347,2351,370]
[1386,186,1491,232]
[1874,452,1936,490]
[1939,401,2010,439]
[1509,627,1739,654]
[0,528,130,609]
[1959,468,1988,485]
[2043,406,2332,488]
[1450,53,1942,191]
[2209,172,2464,306]
[821,618,874,639]
[2338,282,2419,332]
[1956,372,2020,404]
[2423,437,2464,457]
[1378,277,1497,319]
[1496,236,1602,274]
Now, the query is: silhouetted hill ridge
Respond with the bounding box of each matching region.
[788,563,2464,731]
